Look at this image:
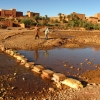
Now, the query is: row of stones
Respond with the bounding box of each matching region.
[0,44,83,89]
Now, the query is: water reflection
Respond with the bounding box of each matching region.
[34,50,39,61]
[44,50,49,58]
[18,50,49,62]
[93,47,100,53]
[34,50,49,61]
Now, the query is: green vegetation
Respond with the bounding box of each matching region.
[20,18,33,25]
[65,13,100,30]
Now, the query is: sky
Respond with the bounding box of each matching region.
[0,0,100,17]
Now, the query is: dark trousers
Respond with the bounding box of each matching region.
[35,33,39,39]
[45,33,48,40]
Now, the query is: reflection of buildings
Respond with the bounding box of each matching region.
[93,47,100,52]
[34,50,39,61]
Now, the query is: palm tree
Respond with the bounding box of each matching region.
[45,15,48,19]
[58,13,62,16]
[63,15,66,20]
[58,13,62,21]
[45,15,50,21]
[67,15,71,21]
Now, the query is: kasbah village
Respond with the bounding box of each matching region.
[1,8,100,100]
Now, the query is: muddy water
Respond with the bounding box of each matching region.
[18,47,100,77]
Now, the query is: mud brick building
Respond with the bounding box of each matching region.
[27,11,40,17]
[94,13,100,20]
[50,12,86,22]
[86,13,100,24]
[0,8,23,17]
[72,12,86,20]
[87,16,98,23]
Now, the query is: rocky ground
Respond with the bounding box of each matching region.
[0,28,100,100]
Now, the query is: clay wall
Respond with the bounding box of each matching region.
[72,12,86,20]
[87,17,98,23]
[0,9,16,17]
[27,11,40,17]
[0,20,13,27]
[94,13,100,20]
[16,12,23,17]
[50,17,59,21]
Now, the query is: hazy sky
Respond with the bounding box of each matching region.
[0,0,100,17]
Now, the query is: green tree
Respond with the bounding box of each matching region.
[41,20,47,26]
[93,24,100,30]
[67,15,71,20]
[34,15,39,22]
[51,19,54,23]
[67,13,80,21]
[17,18,21,22]
[45,15,50,21]
[42,17,45,20]
[58,13,62,21]
[63,15,66,20]
[54,19,59,23]
[38,16,43,20]
[62,19,67,23]
[20,18,33,25]
[45,15,48,19]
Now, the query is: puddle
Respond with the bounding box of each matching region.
[18,47,100,77]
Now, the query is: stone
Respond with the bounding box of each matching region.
[31,65,44,73]
[10,50,17,56]
[87,61,91,65]
[70,66,74,68]
[49,87,54,92]
[20,58,27,65]
[61,78,83,89]
[0,45,5,52]
[5,49,12,54]
[0,97,3,100]
[85,58,89,61]
[25,62,34,68]
[52,73,66,82]
[22,77,25,81]
[13,53,20,58]
[41,74,49,79]
[16,55,25,61]
[41,69,54,79]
